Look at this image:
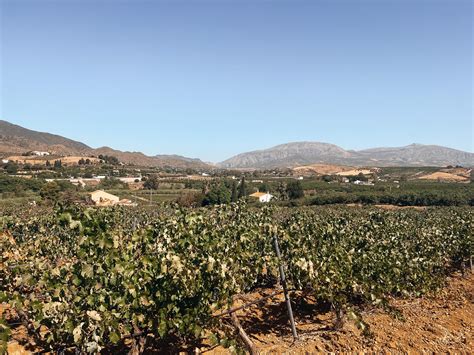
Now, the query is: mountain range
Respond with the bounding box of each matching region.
[219,142,474,168]
[1,120,473,168]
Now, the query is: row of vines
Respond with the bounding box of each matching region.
[1,204,473,352]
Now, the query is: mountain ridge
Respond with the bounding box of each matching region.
[1,120,472,168]
[219,142,474,168]
[0,120,210,169]
[0,120,91,154]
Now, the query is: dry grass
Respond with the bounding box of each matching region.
[335,169,373,176]
[418,172,469,182]
[7,156,100,166]
[293,164,354,176]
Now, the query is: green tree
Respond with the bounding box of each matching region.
[40,181,62,203]
[231,181,238,202]
[276,181,288,200]
[143,175,160,190]
[287,181,304,199]
[98,155,119,165]
[238,177,246,198]
[5,162,18,174]
[258,182,270,193]
[53,160,62,169]
[322,175,333,182]
[357,172,368,182]
[202,183,231,206]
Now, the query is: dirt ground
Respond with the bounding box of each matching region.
[373,204,427,211]
[346,203,427,211]
[335,169,373,177]
[293,164,355,176]
[418,171,469,182]
[3,272,473,354]
[206,272,473,354]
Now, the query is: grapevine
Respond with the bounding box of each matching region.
[0,203,472,352]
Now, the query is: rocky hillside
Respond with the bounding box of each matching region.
[354,144,474,167]
[0,120,91,155]
[219,142,352,168]
[219,142,474,168]
[93,147,210,169]
[0,120,210,169]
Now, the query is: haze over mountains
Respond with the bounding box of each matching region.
[1,120,473,168]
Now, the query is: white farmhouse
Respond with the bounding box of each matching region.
[249,192,274,203]
[32,151,50,156]
[89,190,120,206]
[118,177,142,184]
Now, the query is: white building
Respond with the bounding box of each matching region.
[31,151,50,156]
[249,192,274,203]
[2,159,9,164]
[89,190,120,205]
[118,177,142,184]
[353,180,374,186]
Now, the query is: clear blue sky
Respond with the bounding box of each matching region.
[0,0,472,162]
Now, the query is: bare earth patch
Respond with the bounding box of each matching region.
[373,204,427,211]
[208,272,473,354]
[440,167,472,178]
[418,172,469,182]
[335,169,373,177]
[293,164,355,176]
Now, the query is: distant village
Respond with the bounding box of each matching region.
[1,147,472,209]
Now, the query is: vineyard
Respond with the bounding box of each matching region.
[0,204,473,353]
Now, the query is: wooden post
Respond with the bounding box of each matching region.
[273,236,298,341]
[230,311,257,354]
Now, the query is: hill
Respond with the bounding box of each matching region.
[293,163,355,176]
[219,142,353,169]
[0,120,91,155]
[0,120,210,169]
[354,144,474,167]
[219,142,474,168]
[93,147,210,169]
